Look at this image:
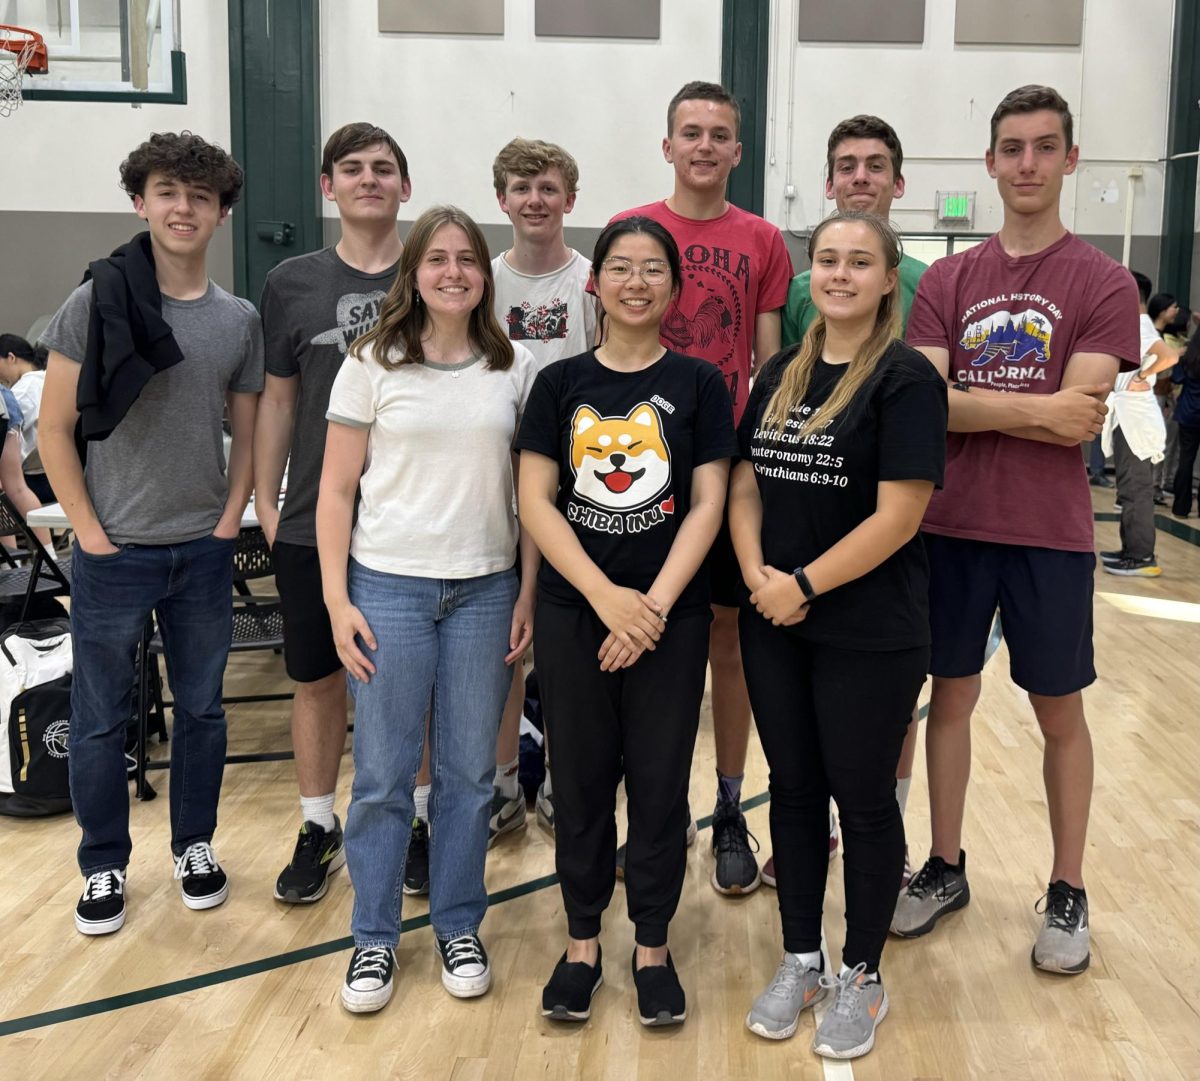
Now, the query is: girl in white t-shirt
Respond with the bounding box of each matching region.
[317,206,538,1016]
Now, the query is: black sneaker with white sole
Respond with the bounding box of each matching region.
[75,868,127,935]
[542,947,603,1022]
[436,933,492,997]
[403,818,430,896]
[173,842,229,910]
[632,950,686,1026]
[342,946,396,1013]
[274,817,345,904]
[1098,549,1125,565]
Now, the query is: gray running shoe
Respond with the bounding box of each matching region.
[890,851,970,937]
[487,788,526,848]
[812,963,888,1060]
[745,954,826,1040]
[1031,880,1090,974]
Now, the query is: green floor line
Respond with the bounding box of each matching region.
[1094,509,1200,547]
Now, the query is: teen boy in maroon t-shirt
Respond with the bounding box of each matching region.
[893,85,1139,975]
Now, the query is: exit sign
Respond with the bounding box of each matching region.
[937,190,975,226]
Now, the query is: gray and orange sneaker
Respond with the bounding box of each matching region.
[812,963,888,1060]
[745,954,827,1040]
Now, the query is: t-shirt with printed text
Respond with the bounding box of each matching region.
[738,344,947,650]
[261,246,398,547]
[906,232,1139,552]
[608,201,793,422]
[492,249,597,368]
[516,349,736,615]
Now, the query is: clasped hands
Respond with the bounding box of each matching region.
[593,584,668,672]
[747,565,809,627]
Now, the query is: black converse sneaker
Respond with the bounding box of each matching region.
[341,946,396,1013]
[436,933,492,998]
[274,817,346,904]
[403,818,430,896]
[172,842,229,910]
[75,868,127,935]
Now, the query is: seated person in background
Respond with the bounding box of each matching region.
[0,377,52,549]
[0,335,52,504]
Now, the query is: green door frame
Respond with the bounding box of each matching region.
[1159,0,1199,299]
[228,0,322,301]
[721,0,770,216]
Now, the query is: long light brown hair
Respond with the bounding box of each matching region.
[763,211,901,438]
[350,205,514,371]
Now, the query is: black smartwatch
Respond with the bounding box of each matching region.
[952,380,971,394]
[792,566,818,603]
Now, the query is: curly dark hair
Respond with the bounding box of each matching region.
[119,131,245,209]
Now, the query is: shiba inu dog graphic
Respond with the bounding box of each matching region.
[569,403,674,532]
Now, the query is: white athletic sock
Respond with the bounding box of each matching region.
[787,950,823,972]
[896,775,912,819]
[495,754,520,800]
[413,783,431,823]
[300,792,336,833]
[840,963,880,983]
[541,765,553,798]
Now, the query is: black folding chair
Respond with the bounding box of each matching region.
[0,492,71,619]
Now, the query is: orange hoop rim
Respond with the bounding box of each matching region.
[0,25,48,76]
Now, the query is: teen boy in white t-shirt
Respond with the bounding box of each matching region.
[487,138,600,843]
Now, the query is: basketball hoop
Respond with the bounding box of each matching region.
[0,26,48,117]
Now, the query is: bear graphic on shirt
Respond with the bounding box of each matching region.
[570,402,671,512]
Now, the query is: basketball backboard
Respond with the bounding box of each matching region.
[5,0,186,104]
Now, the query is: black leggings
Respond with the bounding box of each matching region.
[739,609,927,970]
[534,598,710,948]
[1172,422,1200,517]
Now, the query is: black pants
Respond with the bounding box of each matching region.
[534,598,710,947]
[1114,426,1155,560]
[1172,422,1200,517]
[739,609,927,971]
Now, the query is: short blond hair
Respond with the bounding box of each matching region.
[492,138,580,196]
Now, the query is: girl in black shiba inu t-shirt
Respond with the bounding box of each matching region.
[516,217,735,1027]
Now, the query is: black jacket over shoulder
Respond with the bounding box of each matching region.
[77,231,184,441]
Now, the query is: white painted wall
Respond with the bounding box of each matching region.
[319,0,724,227]
[3,2,231,213]
[766,0,1175,241]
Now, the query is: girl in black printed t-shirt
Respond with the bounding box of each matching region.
[728,211,947,1061]
[516,217,735,1028]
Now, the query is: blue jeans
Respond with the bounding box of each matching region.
[345,561,517,948]
[69,533,235,874]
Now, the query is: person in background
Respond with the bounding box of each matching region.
[0,334,52,503]
[1170,325,1200,518]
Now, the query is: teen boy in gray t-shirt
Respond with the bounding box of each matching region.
[253,123,411,905]
[39,132,263,938]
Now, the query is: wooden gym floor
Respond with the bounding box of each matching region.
[1,498,1198,1080]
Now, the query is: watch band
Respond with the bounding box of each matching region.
[792,566,817,602]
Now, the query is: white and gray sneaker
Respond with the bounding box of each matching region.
[890,851,970,937]
[437,933,492,998]
[1032,881,1090,974]
[812,963,888,1060]
[487,788,527,848]
[341,946,396,1013]
[745,954,827,1040]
